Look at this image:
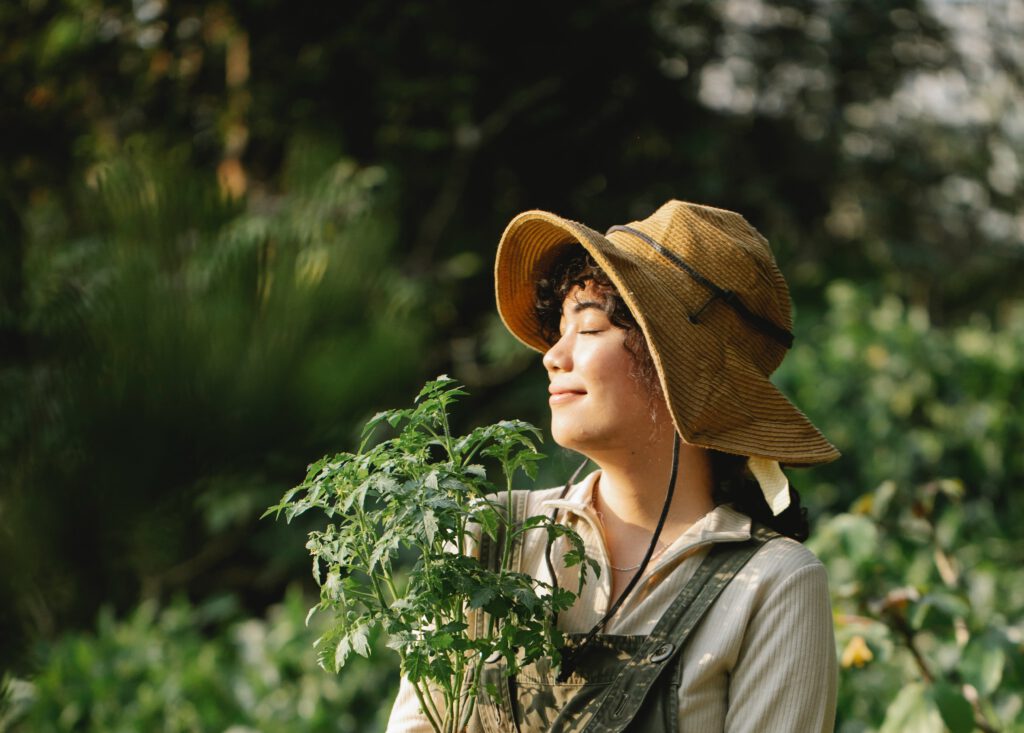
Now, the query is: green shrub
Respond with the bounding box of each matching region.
[781,283,1024,732]
[4,588,398,732]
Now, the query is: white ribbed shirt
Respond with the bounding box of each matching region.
[386,471,837,732]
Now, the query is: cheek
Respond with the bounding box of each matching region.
[603,353,664,426]
[576,335,631,376]
[599,349,646,398]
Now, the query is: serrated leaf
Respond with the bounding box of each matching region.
[334,635,351,670]
[438,620,468,634]
[429,633,454,650]
[361,410,393,439]
[512,586,540,611]
[423,508,438,544]
[475,506,500,540]
[350,625,371,658]
[404,649,428,682]
[340,479,369,513]
[469,586,496,609]
[483,596,511,616]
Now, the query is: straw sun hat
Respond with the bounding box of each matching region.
[494,200,839,490]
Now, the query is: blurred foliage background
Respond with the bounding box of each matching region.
[1,0,1022,730]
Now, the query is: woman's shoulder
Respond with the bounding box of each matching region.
[738,530,830,603]
[706,505,825,578]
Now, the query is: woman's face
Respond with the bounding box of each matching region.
[542,282,667,457]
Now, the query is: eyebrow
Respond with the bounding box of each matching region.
[570,300,606,313]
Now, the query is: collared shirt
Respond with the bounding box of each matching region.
[387,471,837,732]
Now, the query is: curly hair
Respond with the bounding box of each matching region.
[534,247,660,395]
[534,246,810,541]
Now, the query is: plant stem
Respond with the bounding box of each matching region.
[353,507,393,612]
[439,401,455,458]
[410,678,444,733]
[382,574,401,602]
[500,468,514,571]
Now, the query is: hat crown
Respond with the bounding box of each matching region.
[613,200,793,376]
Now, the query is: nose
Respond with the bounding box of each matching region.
[542,332,572,373]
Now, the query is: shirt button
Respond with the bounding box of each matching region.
[649,642,675,663]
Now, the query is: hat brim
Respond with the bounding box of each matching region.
[494,209,840,466]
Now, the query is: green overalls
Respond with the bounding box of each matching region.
[468,492,777,733]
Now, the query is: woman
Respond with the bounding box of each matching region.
[388,200,839,732]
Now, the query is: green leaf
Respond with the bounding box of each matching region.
[334,635,351,670]
[404,649,428,683]
[349,625,371,658]
[425,471,439,491]
[483,596,511,616]
[437,621,468,635]
[428,633,454,651]
[512,586,540,611]
[961,638,1006,696]
[879,683,944,733]
[475,506,500,540]
[422,508,438,544]
[929,682,975,733]
[910,591,970,630]
[469,587,496,609]
[361,409,395,439]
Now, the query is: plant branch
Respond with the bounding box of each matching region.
[889,613,934,684]
[410,678,443,733]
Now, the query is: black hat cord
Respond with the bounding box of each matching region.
[548,433,681,683]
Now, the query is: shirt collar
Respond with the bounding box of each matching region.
[539,469,753,546]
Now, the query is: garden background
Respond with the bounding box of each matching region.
[1,0,1022,730]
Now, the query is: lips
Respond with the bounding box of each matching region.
[549,385,586,404]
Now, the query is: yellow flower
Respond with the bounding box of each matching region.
[841,634,874,668]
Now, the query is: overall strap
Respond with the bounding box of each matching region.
[581,525,778,733]
[469,491,531,733]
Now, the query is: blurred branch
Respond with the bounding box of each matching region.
[409,77,562,272]
[963,683,1001,733]
[449,336,534,390]
[888,610,935,685]
[139,521,254,600]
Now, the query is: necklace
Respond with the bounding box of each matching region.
[608,544,671,572]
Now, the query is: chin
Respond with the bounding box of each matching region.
[550,425,609,456]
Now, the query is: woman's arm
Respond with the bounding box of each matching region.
[725,561,837,733]
[385,676,446,733]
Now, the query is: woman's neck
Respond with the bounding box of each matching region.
[588,436,716,576]
[591,439,714,529]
